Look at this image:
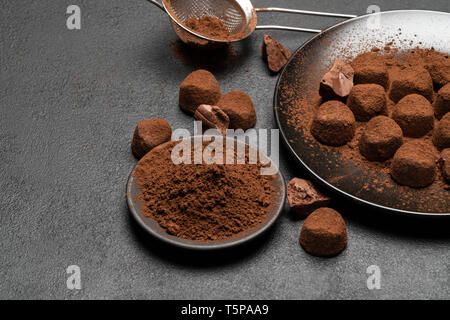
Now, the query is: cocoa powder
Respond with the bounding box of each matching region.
[133,139,277,242]
[185,16,230,40]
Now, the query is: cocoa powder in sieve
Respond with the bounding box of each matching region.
[133,139,277,242]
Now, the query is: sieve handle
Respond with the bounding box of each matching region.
[255,7,357,33]
[147,0,165,11]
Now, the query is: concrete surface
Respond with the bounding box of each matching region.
[0,0,449,300]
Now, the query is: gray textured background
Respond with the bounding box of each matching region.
[1,0,449,300]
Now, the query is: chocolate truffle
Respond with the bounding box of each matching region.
[131,119,172,159]
[359,116,403,162]
[299,208,347,257]
[439,149,450,183]
[347,84,387,122]
[217,90,256,130]
[388,66,434,103]
[390,141,437,188]
[261,34,292,73]
[287,178,330,219]
[433,113,450,150]
[351,52,389,88]
[392,94,434,138]
[433,83,450,120]
[311,101,356,146]
[319,60,354,101]
[421,50,450,88]
[179,69,222,113]
[194,104,229,135]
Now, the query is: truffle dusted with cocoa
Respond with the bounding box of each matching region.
[194,104,229,135]
[311,101,356,146]
[359,116,403,162]
[179,69,222,113]
[261,35,292,73]
[392,94,434,138]
[299,208,347,257]
[439,149,450,183]
[433,83,450,120]
[388,66,434,103]
[433,113,450,150]
[351,52,389,88]
[217,90,257,130]
[347,84,387,122]
[319,60,354,101]
[131,119,172,159]
[390,141,437,188]
[287,178,330,219]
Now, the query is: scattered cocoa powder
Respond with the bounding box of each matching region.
[133,139,277,242]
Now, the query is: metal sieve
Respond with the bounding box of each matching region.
[147,0,356,46]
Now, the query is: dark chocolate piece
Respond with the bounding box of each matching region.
[194,104,229,135]
[319,60,354,101]
[287,178,330,218]
[261,34,292,73]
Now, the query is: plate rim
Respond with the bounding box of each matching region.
[127,136,287,250]
[273,9,450,218]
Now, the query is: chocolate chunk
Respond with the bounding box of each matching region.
[179,69,222,114]
[433,83,450,120]
[217,90,256,130]
[261,34,292,73]
[319,60,354,101]
[390,140,437,188]
[439,149,450,183]
[299,208,347,257]
[194,104,229,135]
[433,113,450,150]
[311,101,356,146]
[131,119,172,159]
[287,178,330,218]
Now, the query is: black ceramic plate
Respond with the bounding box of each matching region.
[127,136,286,250]
[275,10,450,217]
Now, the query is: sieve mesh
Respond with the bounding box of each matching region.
[162,0,252,44]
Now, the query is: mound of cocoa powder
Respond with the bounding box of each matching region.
[133,139,277,242]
